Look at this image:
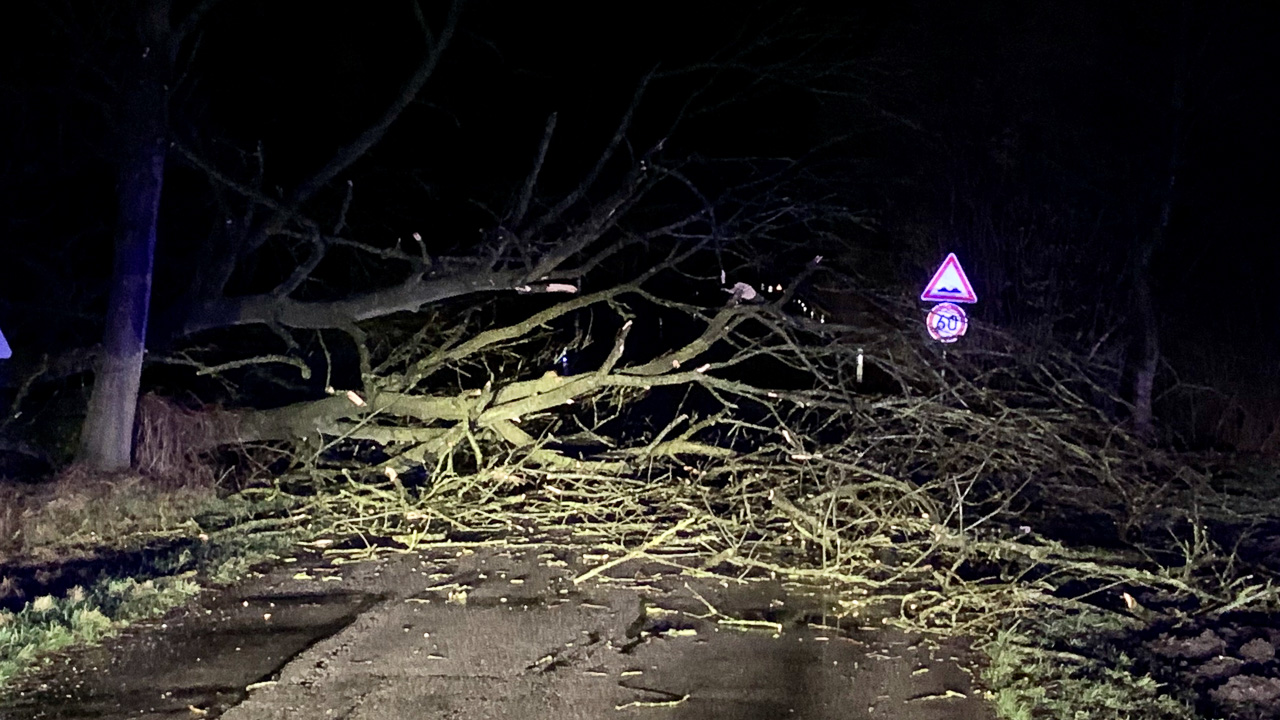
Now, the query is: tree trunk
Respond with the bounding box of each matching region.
[1130,235,1159,441]
[78,5,171,471]
[1128,0,1191,443]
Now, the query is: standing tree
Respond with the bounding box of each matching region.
[78,0,461,470]
[1126,0,1192,440]
[78,0,201,469]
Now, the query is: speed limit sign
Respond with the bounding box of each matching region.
[925,302,968,343]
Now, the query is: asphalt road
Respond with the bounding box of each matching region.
[3,540,996,720]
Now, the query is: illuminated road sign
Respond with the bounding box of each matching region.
[925,302,968,343]
[921,253,977,304]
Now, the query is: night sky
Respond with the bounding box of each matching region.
[1,0,1278,446]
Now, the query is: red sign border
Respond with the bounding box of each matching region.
[920,253,977,304]
[925,302,969,343]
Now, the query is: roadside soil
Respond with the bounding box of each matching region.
[1,538,995,719]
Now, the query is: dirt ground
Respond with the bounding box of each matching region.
[2,540,996,719]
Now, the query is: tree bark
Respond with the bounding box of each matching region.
[1130,234,1159,441]
[1128,0,1190,442]
[78,2,172,470]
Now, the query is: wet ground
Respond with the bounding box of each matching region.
[1,540,995,719]
[1142,615,1280,720]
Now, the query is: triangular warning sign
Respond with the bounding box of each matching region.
[920,253,977,304]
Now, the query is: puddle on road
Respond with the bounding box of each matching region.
[627,623,980,720]
[566,566,994,719]
[1,588,380,719]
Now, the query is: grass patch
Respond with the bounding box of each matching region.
[0,467,307,695]
[0,575,200,688]
[0,468,227,562]
[0,526,300,694]
[980,607,1195,720]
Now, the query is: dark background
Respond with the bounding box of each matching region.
[1,0,1277,451]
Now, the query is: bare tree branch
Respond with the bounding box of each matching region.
[238,0,461,261]
[526,70,653,239]
[173,0,222,44]
[272,230,327,299]
[508,112,557,228]
[182,265,525,335]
